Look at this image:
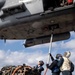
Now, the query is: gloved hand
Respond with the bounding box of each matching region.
[50,53,52,56]
[46,64,49,68]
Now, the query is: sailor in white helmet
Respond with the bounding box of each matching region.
[60,51,73,75]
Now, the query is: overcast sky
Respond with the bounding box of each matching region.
[0,31,75,75]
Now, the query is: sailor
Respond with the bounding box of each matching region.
[60,51,74,75]
[33,60,44,75]
[46,53,63,75]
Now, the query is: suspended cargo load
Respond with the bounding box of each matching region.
[0,64,40,75]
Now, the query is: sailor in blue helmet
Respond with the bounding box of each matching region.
[46,53,63,75]
[33,60,44,75]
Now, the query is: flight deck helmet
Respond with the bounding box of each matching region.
[64,51,71,58]
[56,54,62,59]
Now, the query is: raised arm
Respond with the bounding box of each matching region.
[50,53,54,61]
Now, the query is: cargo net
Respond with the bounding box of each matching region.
[0,64,39,75]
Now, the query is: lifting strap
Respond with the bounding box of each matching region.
[44,34,53,75]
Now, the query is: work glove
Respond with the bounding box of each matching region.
[50,53,52,56]
[46,64,49,68]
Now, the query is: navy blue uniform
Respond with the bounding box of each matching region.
[47,60,60,75]
[33,65,44,75]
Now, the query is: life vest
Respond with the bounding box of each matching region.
[60,56,71,71]
[52,66,60,73]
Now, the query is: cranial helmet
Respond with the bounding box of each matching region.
[56,54,62,59]
[64,51,71,58]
